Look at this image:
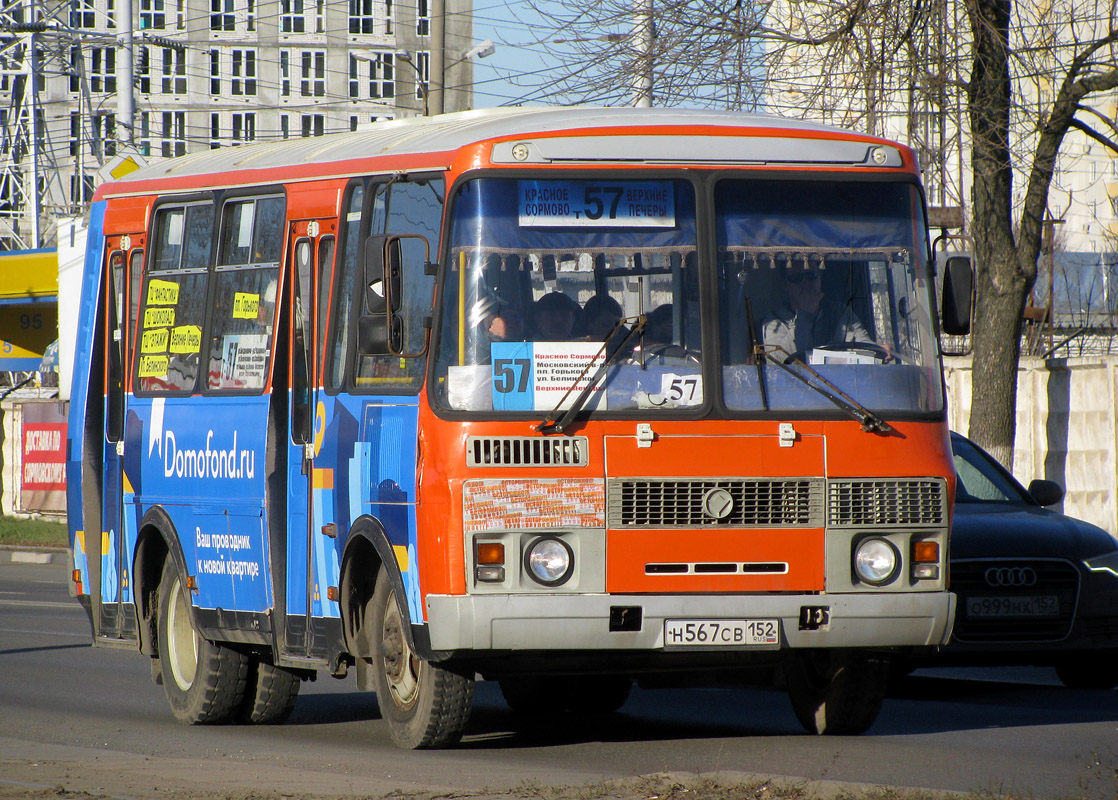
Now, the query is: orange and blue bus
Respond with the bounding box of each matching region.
[67,107,970,747]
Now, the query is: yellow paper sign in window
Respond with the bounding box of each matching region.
[143,307,176,328]
[138,355,169,377]
[140,328,169,354]
[169,325,202,354]
[146,279,179,306]
[232,292,260,319]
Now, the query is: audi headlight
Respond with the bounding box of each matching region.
[525,537,573,586]
[854,538,899,585]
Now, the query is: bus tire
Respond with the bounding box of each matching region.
[157,558,249,724]
[784,650,888,735]
[499,675,631,716]
[370,565,473,749]
[239,657,301,724]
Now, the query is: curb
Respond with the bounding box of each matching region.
[0,545,69,565]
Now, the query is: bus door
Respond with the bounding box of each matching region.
[283,221,336,659]
[97,235,144,642]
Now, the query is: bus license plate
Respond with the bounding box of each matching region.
[663,619,780,647]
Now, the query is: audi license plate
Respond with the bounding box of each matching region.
[664,619,780,646]
[966,595,1059,617]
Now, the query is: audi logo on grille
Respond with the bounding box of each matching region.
[984,566,1038,587]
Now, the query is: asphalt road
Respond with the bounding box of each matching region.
[1,557,1116,800]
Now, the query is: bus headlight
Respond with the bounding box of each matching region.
[854,538,898,585]
[525,537,573,586]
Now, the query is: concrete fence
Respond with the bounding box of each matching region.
[944,355,1118,538]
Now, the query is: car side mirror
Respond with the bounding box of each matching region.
[1028,478,1064,507]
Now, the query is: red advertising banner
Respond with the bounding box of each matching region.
[19,403,67,512]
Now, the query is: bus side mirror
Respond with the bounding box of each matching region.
[941,255,973,335]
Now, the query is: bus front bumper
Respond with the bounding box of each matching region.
[425,591,955,652]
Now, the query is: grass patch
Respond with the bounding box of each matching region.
[0,515,68,548]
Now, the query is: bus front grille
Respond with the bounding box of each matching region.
[827,478,946,527]
[607,478,825,528]
[467,436,588,467]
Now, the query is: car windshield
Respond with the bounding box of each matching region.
[951,435,1030,503]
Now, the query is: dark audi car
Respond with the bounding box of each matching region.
[943,432,1118,688]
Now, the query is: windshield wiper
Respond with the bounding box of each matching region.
[537,315,647,435]
[754,344,896,435]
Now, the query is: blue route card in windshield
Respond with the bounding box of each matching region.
[491,341,608,411]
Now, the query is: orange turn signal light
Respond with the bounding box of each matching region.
[913,541,939,563]
[476,542,505,565]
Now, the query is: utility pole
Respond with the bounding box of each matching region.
[117,0,134,147]
[429,0,444,115]
[631,0,652,107]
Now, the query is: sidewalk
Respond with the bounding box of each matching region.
[0,545,69,565]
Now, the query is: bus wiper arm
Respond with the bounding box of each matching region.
[537,315,647,435]
[754,345,895,435]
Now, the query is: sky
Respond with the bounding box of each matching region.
[460,0,566,108]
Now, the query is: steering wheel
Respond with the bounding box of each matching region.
[630,342,702,366]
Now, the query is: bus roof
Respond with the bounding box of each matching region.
[97,106,910,198]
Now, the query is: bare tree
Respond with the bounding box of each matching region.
[513,0,1118,462]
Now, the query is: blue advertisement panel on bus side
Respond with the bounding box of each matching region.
[123,395,272,613]
[287,394,423,624]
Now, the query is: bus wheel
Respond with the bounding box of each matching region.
[499,675,631,715]
[239,657,301,724]
[784,650,889,735]
[157,558,248,724]
[370,566,473,749]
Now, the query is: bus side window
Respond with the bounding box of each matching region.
[135,201,213,395]
[107,250,125,442]
[207,193,285,393]
[351,177,442,392]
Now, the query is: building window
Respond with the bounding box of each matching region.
[93,112,116,157]
[210,50,221,94]
[211,0,253,31]
[414,50,428,101]
[231,49,257,95]
[69,111,81,157]
[160,47,186,94]
[301,114,325,137]
[137,47,152,93]
[281,0,304,33]
[349,0,373,34]
[175,0,185,28]
[280,50,291,97]
[90,47,117,93]
[281,114,290,139]
[211,0,233,30]
[140,0,165,29]
[300,50,326,98]
[416,0,428,36]
[70,0,96,28]
[350,51,394,99]
[385,0,392,33]
[210,113,222,149]
[232,112,256,145]
[314,0,325,32]
[161,111,186,157]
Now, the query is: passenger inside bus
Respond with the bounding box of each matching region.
[760,264,878,362]
[532,291,582,341]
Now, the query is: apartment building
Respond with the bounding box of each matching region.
[0,0,475,249]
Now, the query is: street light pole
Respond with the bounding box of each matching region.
[117,0,135,147]
[395,50,429,116]
[429,0,444,115]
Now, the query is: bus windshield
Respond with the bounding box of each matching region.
[433,175,942,417]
